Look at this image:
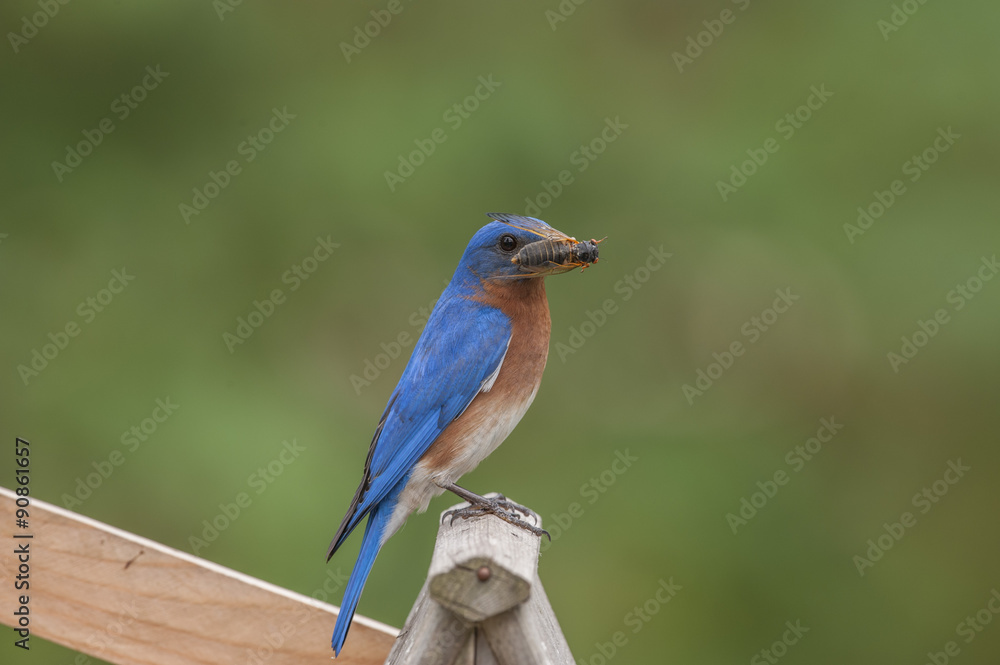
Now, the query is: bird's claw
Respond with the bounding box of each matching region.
[441,498,549,539]
[491,494,541,526]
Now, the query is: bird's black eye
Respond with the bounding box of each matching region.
[498,234,517,252]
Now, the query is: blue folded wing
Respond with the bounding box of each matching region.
[328,294,511,556]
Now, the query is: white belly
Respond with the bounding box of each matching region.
[380,369,542,544]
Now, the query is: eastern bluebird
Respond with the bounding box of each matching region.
[327,213,600,656]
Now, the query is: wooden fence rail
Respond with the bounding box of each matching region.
[0,487,396,664]
[0,488,571,664]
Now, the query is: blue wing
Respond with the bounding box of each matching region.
[327,292,512,558]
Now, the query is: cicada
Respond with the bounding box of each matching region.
[513,236,604,273]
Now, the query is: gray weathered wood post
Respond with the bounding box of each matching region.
[385,496,574,665]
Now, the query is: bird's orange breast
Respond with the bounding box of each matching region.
[419,277,551,475]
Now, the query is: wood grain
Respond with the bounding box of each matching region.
[383,581,472,665]
[387,499,574,665]
[0,487,397,664]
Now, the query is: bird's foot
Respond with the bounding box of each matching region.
[442,497,549,539]
[490,494,541,526]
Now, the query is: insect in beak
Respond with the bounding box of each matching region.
[512,236,606,275]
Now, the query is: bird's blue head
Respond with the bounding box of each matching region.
[452,213,600,288]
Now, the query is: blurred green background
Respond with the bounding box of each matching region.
[3,1,999,663]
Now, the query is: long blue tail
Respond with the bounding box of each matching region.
[331,485,401,656]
